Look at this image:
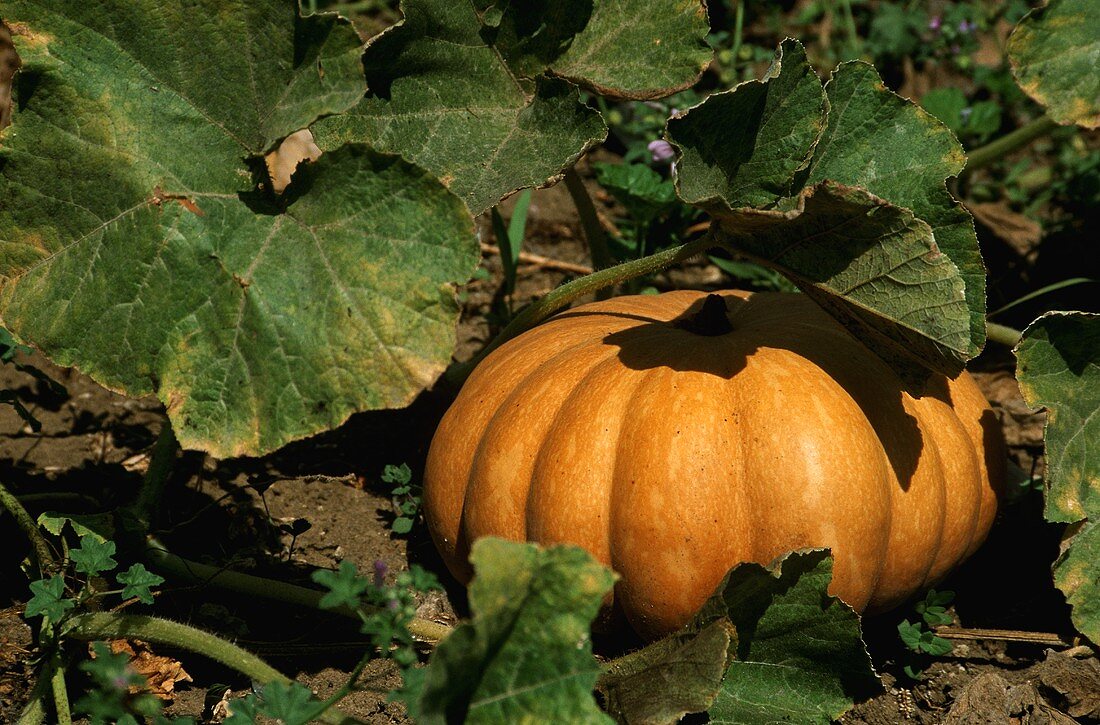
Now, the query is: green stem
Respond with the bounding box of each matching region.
[64,612,350,724]
[64,612,289,686]
[563,166,614,273]
[446,234,716,386]
[730,0,745,70]
[17,663,50,725]
[965,116,1060,173]
[986,322,1023,348]
[143,539,451,643]
[49,654,71,725]
[129,423,178,533]
[0,480,55,575]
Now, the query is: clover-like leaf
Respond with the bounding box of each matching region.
[1008,0,1100,129]
[414,538,616,724]
[0,2,479,458]
[698,550,879,724]
[313,0,711,214]
[255,681,319,725]
[669,43,976,382]
[1016,312,1100,643]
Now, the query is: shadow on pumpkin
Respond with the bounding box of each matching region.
[559,292,997,494]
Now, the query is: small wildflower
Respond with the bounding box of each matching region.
[958,19,976,33]
[373,559,388,588]
[647,139,675,165]
[928,15,942,31]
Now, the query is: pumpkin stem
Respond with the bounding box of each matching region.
[676,294,734,336]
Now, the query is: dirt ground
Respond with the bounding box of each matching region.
[2,170,1098,724]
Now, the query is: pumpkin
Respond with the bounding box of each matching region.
[424,290,1005,639]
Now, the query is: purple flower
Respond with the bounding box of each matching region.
[928,15,942,30]
[373,559,388,588]
[958,20,976,33]
[648,139,676,165]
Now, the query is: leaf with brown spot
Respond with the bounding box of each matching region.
[1008,0,1100,129]
[0,1,479,458]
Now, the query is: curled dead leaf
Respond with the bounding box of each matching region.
[101,639,193,700]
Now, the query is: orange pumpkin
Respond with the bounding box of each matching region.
[424,290,1005,638]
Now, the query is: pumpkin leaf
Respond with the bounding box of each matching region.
[1015,312,1100,642]
[671,39,826,210]
[0,2,479,458]
[414,538,615,724]
[597,620,733,725]
[1053,521,1100,645]
[669,43,977,382]
[713,183,969,383]
[1016,312,1100,524]
[312,0,711,214]
[698,550,879,724]
[1007,0,1100,129]
[803,61,985,359]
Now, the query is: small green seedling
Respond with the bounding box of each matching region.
[384,464,422,536]
[898,589,955,678]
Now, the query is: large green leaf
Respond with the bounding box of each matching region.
[671,39,826,209]
[1016,312,1100,643]
[1054,521,1100,645]
[668,43,976,381]
[597,620,732,724]
[0,1,479,457]
[699,551,879,724]
[1008,0,1100,129]
[1016,312,1100,523]
[804,61,985,358]
[415,538,615,724]
[312,0,711,214]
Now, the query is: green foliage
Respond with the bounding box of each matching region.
[313,0,712,214]
[670,39,984,382]
[491,189,533,298]
[382,463,422,535]
[312,559,370,610]
[1,1,479,458]
[412,538,615,724]
[921,88,1002,143]
[1016,312,1100,642]
[1008,0,1100,129]
[898,619,953,657]
[914,589,955,627]
[701,551,879,724]
[25,575,74,622]
[116,564,165,605]
[70,538,118,576]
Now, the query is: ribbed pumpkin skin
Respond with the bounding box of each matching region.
[424,290,1005,639]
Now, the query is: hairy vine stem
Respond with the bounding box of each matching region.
[63,612,346,724]
[965,115,1060,173]
[447,234,717,386]
[0,480,55,575]
[143,538,452,643]
[986,322,1023,348]
[128,423,178,533]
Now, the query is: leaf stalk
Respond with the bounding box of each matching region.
[965,115,1060,173]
